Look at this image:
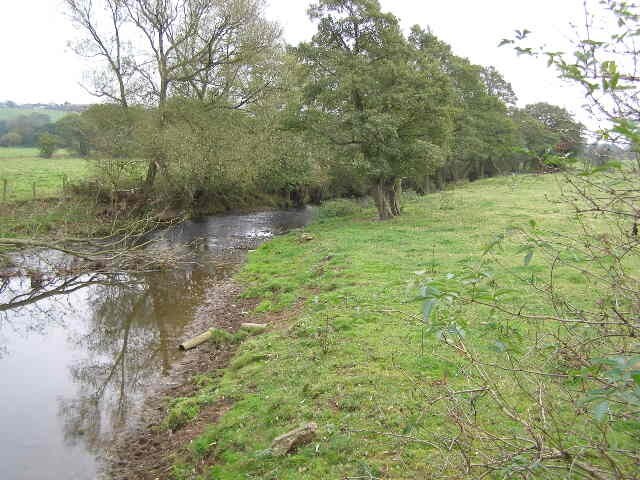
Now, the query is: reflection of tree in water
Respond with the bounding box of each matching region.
[0,273,117,359]
[59,266,211,453]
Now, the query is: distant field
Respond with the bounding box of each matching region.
[0,149,89,201]
[0,107,73,123]
[0,147,71,159]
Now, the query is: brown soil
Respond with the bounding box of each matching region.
[104,278,258,480]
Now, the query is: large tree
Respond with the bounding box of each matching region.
[512,102,584,170]
[297,0,455,219]
[410,28,518,183]
[66,0,282,188]
[522,102,584,155]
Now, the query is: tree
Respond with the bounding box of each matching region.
[65,0,282,189]
[511,103,584,171]
[523,102,583,155]
[65,0,132,107]
[0,120,8,138]
[480,65,517,106]
[171,0,282,107]
[6,113,52,147]
[0,132,22,147]
[297,0,454,219]
[55,114,92,157]
[37,133,60,158]
[410,28,518,183]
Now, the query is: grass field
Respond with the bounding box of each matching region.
[0,147,73,159]
[0,148,89,201]
[0,107,72,122]
[161,173,634,479]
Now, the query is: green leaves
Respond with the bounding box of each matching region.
[592,401,610,422]
[514,29,532,40]
[300,3,458,213]
[422,298,437,324]
[523,250,534,266]
[419,284,442,324]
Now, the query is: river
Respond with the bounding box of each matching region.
[0,208,313,480]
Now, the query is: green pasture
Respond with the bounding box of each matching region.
[164,173,626,479]
[0,148,89,201]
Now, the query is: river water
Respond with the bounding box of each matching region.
[0,208,313,480]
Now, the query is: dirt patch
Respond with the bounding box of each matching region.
[104,277,259,480]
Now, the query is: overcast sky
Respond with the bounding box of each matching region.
[0,0,593,122]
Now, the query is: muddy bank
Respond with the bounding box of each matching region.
[105,275,254,479]
[106,268,306,479]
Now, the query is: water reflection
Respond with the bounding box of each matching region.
[0,207,312,480]
[59,267,211,455]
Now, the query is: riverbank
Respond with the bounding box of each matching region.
[106,277,251,479]
[115,173,605,479]
[0,204,316,480]
[0,149,313,241]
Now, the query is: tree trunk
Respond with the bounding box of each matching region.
[389,177,402,216]
[435,170,445,191]
[371,177,402,220]
[144,98,169,192]
[144,160,158,191]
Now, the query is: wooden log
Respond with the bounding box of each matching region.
[179,330,213,350]
[240,322,268,331]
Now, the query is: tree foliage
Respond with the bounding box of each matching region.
[296,0,455,219]
[66,0,283,188]
[63,0,584,217]
[37,132,60,158]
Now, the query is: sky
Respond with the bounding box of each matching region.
[0,0,593,123]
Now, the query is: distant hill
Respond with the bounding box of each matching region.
[0,102,90,123]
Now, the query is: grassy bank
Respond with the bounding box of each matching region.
[162,174,605,479]
[0,154,298,241]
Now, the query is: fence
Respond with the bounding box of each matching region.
[1,175,69,203]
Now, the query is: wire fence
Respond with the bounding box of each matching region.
[1,175,69,203]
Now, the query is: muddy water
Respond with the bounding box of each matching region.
[0,208,312,480]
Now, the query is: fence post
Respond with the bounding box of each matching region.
[32,181,36,200]
[62,174,67,193]
[2,179,7,202]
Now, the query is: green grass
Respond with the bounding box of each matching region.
[0,107,72,122]
[164,174,614,479]
[0,147,42,159]
[0,149,89,201]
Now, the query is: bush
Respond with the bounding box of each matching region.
[316,198,369,220]
[0,132,22,147]
[37,132,60,158]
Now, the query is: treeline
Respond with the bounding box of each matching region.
[61,0,586,218]
[0,113,56,148]
[0,103,86,151]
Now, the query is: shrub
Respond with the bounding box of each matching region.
[37,132,60,158]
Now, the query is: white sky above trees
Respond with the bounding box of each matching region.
[0,0,596,126]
